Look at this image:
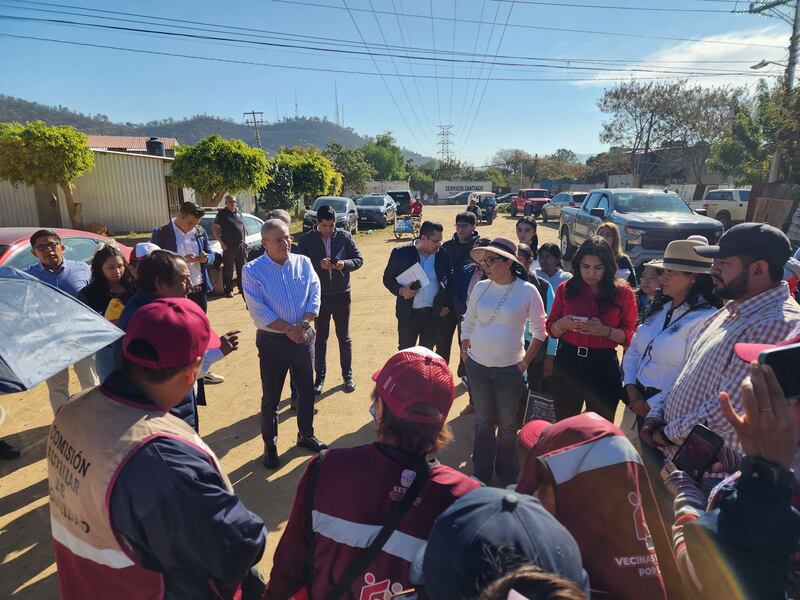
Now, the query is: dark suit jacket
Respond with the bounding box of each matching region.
[383,242,452,322]
[150,222,220,292]
[297,230,363,296]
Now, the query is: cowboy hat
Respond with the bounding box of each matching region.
[469,237,520,265]
[650,239,713,274]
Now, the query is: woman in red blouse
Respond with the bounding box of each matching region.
[546,236,638,422]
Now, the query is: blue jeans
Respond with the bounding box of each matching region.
[465,356,525,486]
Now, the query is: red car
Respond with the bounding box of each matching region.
[0,228,132,271]
[511,189,551,218]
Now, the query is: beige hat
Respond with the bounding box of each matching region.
[649,239,713,274]
[470,237,520,265]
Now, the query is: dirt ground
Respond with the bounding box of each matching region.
[0,206,622,598]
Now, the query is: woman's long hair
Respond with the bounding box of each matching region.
[643,272,723,321]
[566,237,620,306]
[596,222,624,259]
[89,244,134,292]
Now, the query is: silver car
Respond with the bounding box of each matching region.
[541,192,587,224]
[199,211,264,294]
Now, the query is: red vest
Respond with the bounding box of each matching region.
[47,386,235,600]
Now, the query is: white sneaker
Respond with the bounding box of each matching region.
[203,371,225,384]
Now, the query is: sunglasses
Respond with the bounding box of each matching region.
[34,242,60,252]
[479,255,507,267]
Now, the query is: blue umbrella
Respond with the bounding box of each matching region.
[0,266,124,394]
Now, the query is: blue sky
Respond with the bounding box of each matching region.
[0,0,792,164]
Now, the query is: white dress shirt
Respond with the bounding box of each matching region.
[622,301,717,413]
[172,219,203,286]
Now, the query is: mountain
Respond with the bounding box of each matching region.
[0,95,435,164]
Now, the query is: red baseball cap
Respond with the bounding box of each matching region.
[734,334,800,364]
[518,420,551,451]
[123,298,221,369]
[371,346,454,424]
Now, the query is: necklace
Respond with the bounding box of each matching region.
[476,280,516,328]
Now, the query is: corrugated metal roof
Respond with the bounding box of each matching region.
[86,135,178,151]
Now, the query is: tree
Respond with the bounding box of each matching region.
[361,132,407,180]
[585,150,630,184]
[278,145,339,200]
[259,158,295,213]
[324,142,375,195]
[0,120,94,227]
[171,134,270,205]
[553,148,577,165]
[485,166,506,189]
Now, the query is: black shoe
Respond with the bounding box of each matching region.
[0,440,20,460]
[297,435,328,452]
[313,378,325,395]
[262,445,279,469]
[344,377,356,393]
[224,291,234,298]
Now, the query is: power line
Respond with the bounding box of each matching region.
[1,1,780,65]
[489,0,733,12]
[267,0,785,48]
[1,32,780,83]
[338,0,427,154]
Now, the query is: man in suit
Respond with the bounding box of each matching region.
[297,204,364,394]
[383,220,452,351]
[151,201,222,384]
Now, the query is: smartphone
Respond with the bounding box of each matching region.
[673,424,724,480]
[759,342,800,401]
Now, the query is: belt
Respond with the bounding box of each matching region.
[560,341,615,358]
[412,306,433,312]
[258,330,287,338]
[636,381,661,399]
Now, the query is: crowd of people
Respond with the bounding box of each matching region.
[7,197,800,600]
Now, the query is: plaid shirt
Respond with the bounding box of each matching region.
[650,283,800,457]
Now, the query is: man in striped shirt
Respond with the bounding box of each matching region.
[642,223,800,460]
[241,219,327,469]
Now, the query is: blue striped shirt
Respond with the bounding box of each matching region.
[241,252,321,331]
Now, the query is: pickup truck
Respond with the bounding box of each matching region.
[511,188,550,217]
[691,188,750,229]
[559,188,723,267]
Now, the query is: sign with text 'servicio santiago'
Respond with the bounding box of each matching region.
[434,181,492,198]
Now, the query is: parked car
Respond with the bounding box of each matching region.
[692,188,750,229]
[303,196,358,235]
[470,192,497,225]
[0,227,132,270]
[198,210,264,294]
[559,188,723,266]
[511,189,550,217]
[387,190,413,215]
[496,192,516,204]
[356,194,396,228]
[443,191,472,206]
[541,191,588,224]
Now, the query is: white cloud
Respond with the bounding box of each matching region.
[573,25,789,89]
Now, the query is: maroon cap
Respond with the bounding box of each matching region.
[518,420,551,451]
[734,334,800,364]
[371,346,454,424]
[123,298,221,369]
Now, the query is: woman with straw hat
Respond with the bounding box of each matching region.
[460,237,547,486]
[622,239,723,465]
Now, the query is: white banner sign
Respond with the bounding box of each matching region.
[434,181,492,198]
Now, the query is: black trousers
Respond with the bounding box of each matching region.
[398,308,438,351]
[256,330,315,447]
[315,292,353,380]
[549,341,621,422]
[435,311,459,364]
[222,243,246,294]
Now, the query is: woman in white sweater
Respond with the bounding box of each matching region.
[461,237,547,486]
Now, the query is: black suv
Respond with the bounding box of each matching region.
[388,190,412,216]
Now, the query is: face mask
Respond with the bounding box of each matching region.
[369,402,377,423]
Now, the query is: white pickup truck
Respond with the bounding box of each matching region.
[694,189,750,229]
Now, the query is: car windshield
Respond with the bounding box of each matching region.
[388,192,410,203]
[524,190,549,199]
[358,196,385,206]
[614,193,693,214]
[573,194,587,203]
[480,195,496,205]
[199,216,217,240]
[313,198,348,212]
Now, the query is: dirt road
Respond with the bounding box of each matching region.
[0,206,565,598]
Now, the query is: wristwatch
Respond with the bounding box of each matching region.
[301,320,312,331]
[740,456,794,488]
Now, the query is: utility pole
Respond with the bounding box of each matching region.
[295,91,299,119]
[243,111,265,149]
[437,124,454,163]
[335,83,340,127]
[275,98,280,122]
[749,0,800,182]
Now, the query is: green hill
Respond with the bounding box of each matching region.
[0,94,435,164]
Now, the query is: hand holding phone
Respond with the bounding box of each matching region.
[673,424,724,480]
[758,342,800,401]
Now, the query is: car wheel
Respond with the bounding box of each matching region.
[523,205,532,216]
[716,211,732,230]
[542,209,549,223]
[560,228,575,260]
[511,205,517,217]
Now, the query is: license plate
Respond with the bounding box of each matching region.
[360,216,367,220]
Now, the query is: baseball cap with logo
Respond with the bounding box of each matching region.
[371,346,454,424]
[123,298,221,369]
[410,487,589,599]
[694,222,791,267]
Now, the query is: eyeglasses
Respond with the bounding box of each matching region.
[479,256,506,267]
[34,242,60,252]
